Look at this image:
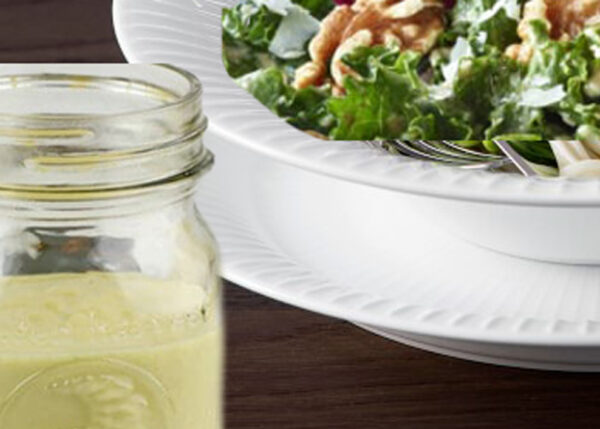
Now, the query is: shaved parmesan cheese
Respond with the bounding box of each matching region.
[441,37,473,83]
[255,0,295,15]
[519,85,566,107]
[269,6,320,59]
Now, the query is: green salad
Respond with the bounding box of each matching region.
[222,0,600,174]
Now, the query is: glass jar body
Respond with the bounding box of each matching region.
[0,187,223,429]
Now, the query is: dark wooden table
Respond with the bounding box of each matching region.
[2,1,600,427]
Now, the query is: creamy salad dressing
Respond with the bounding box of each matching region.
[0,272,222,429]
[0,65,221,427]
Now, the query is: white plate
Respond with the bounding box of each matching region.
[357,324,600,371]
[113,0,600,207]
[197,132,600,370]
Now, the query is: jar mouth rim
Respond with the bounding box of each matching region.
[0,64,210,194]
[0,64,202,123]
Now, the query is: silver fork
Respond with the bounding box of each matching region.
[373,140,538,176]
[493,140,538,177]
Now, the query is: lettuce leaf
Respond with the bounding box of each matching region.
[494,21,600,139]
[528,23,600,129]
[222,32,275,78]
[237,67,334,135]
[452,50,523,135]
[450,0,523,52]
[328,48,472,140]
[292,0,334,19]
[237,67,288,110]
[328,49,423,139]
[222,0,327,77]
[279,86,335,134]
[450,20,600,141]
[222,0,283,50]
[222,0,283,77]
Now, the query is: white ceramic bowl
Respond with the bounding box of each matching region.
[114,0,600,264]
[197,136,600,371]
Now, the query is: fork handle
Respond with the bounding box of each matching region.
[493,141,538,177]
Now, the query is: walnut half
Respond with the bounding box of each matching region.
[506,0,600,63]
[293,0,445,89]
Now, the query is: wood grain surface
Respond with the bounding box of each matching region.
[2,1,600,428]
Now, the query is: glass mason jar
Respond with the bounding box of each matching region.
[0,65,222,428]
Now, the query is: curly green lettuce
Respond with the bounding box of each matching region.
[237,67,335,135]
[327,48,472,140]
[449,0,524,52]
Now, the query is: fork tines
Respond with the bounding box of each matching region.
[375,140,511,171]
